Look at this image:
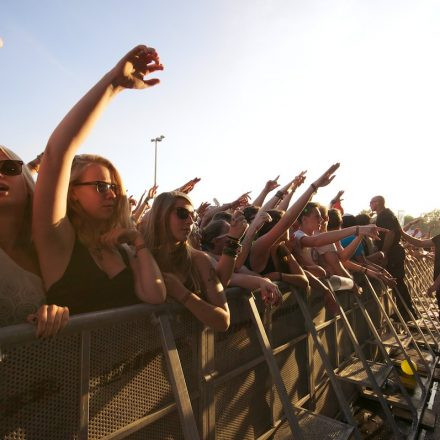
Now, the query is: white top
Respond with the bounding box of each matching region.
[292,230,319,266]
[0,248,45,327]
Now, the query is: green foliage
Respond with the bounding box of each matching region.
[405,209,440,237]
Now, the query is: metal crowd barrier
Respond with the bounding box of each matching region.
[0,257,435,440]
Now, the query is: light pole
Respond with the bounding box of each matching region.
[150,135,165,188]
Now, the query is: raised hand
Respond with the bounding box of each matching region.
[197,202,211,219]
[176,177,201,194]
[27,304,69,338]
[264,176,280,193]
[312,163,340,189]
[253,211,272,229]
[292,170,307,188]
[128,195,137,209]
[331,190,345,203]
[147,184,159,200]
[231,192,252,209]
[228,210,249,240]
[110,45,164,90]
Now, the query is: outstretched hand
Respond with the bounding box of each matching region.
[197,202,211,219]
[264,176,280,193]
[111,45,164,90]
[228,210,249,240]
[331,190,344,203]
[230,192,251,209]
[359,225,388,241]
[292,170,307,188]
[147,184,159,200]
[176,177,201,194]
[312,163,340,189]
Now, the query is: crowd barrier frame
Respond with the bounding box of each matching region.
[0,256,436,439]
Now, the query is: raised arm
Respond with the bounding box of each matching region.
[252,176,280,207]
[277,171,307,211]
[249,163,340,272]
[400,229,433,248]
[214,211,248,286]
[33,46,163,278]
[300,225,384,249]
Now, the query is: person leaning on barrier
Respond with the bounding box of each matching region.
[200,214,282,307]
[323,208,396,288]
[0,145,69,337]
[33,45,166,315]
[143,191,230,332]
[399,218,440,318]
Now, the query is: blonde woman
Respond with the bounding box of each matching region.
[33,46,166,314]
[144,192,230,331]
[0,146,68,336]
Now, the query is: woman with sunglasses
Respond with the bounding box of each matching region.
[0,146,69,336]
[143,192,230,331]
[33,46,166,314]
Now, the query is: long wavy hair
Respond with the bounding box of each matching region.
[143,191,201,292]
[0,145,35,246]
[68,154,132,248]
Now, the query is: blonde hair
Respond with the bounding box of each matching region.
[68,154,132,247]
[143,191,201,292]
[0,145,35,246]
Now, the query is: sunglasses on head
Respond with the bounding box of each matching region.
[175,206,197,222]
[0,160,24,176]
[73,180,121,195]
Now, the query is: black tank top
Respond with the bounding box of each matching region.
[46,238,140,314]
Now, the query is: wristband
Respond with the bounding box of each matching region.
[222,247,239,258]
[226,235,240,243]
[275,190,284,199]
[310,183,318,193]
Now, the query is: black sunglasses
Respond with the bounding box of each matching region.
[175,206,197,222]
[0,160,24,176]
[73,180,121,195]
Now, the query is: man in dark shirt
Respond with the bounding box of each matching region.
[401,225,440,319]
[370,195,416,320]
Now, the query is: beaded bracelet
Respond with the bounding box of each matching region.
[275,190,284,199]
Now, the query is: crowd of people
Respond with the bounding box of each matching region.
[1,45,439,340]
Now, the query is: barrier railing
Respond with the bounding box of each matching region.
[0,255,435,439]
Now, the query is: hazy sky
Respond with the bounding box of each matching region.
[1,0,439,217]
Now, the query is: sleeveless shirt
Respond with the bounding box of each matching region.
[0,248,45,327]
[46,238,140,315]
